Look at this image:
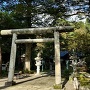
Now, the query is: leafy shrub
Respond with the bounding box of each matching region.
[2,70,8,77]
[23,69,34,74]
[62,69,70,79]
[53,84,62,89]
[77,73,90,86]
[85,56,90,73]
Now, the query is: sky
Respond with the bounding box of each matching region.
[65,1,89,23]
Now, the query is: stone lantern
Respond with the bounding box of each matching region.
[35,52,42,75]
[70,54,78,73]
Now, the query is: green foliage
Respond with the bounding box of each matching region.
[77,73,90,86]
[53,84,62,89]
[55,18,71,26]
[74,21,85,29]
[42,42,54,59]
[1,34,13,54]
[29,70,35,74]
[23,69,30,74]
[64,21,90,54]
[23,69,34,74]
[85,56,90,72]
[0,12,15,29]
[85,18,90,31]
[1,70,8,77]
[0,0,67,27]
[62,68,72,79]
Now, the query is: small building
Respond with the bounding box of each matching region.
[60,51,69,60]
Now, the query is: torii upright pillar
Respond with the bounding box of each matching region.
[54,31,61,86]
[5,33,17,86]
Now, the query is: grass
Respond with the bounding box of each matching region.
[53,84,62,89]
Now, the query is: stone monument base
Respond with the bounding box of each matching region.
[5,81,16,86]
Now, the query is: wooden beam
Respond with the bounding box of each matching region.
[15,38,54,43]
[1,26,74,35]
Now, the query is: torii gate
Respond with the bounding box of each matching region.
[1,26,74,86]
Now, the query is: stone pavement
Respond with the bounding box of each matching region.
[0,73,55,90]
[63,79,75,90]
[0,73,75,90]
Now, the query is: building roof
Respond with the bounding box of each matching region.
[60,51,69,57]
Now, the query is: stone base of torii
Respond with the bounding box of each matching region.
[0,26,74,87]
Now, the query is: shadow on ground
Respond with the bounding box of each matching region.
[0,73,49,90]
[62,78,69,89]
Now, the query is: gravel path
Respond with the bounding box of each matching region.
[64,80,75,90]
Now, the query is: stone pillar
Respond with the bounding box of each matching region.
[54,31,61,85]
[24,44,31,71]
[5,33,17,86]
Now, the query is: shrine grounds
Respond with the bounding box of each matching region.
[0,73,56,90]
[0,72,75,90]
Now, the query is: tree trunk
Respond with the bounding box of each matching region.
[24,43,31,71]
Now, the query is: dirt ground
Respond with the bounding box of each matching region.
[0,73,56,90]
[0,73,75,90]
